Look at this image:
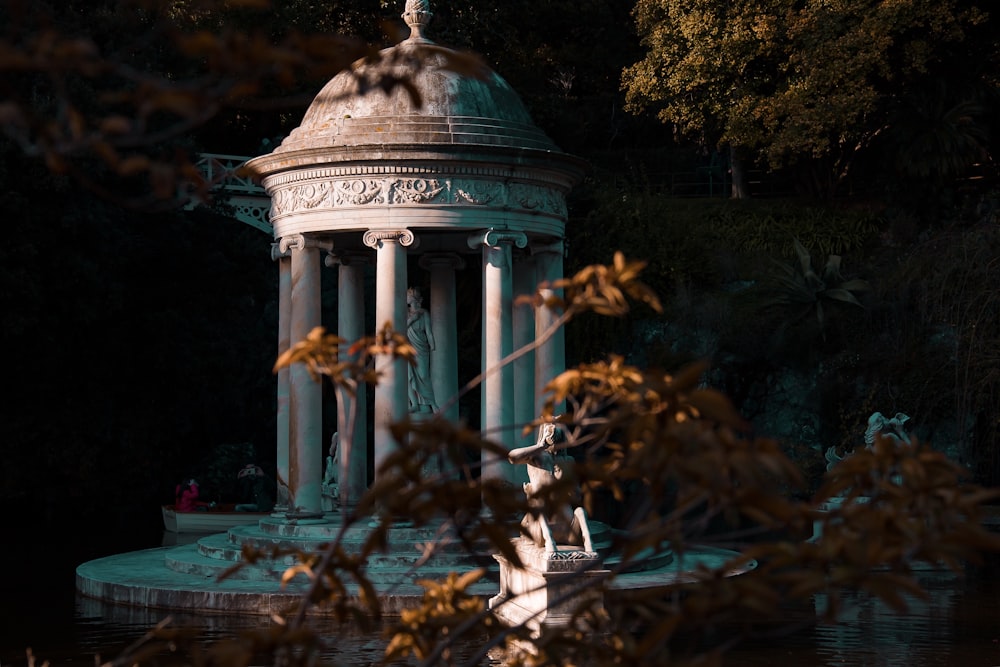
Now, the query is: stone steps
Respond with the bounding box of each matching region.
[161,514,646,586]
[221,520,487,557]
[77,511,731,617]
[165,539,500,587]
[177,515,618,573]
[160,515,509,585]
[185,532,500,576]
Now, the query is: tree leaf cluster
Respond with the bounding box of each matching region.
[0,0,488,208]
[623,0,997,198]
[134,255,1000,667]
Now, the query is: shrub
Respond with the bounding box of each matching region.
[101,254,1000,667]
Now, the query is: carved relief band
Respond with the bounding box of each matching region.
[389,178,445,204]
[269,174,567,219]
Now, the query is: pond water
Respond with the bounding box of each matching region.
[4,519,1000,667]
[724,563,1000,666]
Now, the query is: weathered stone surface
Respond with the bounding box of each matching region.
[489,538,608,636]
[76,512,750,616]
[245,3,585,242]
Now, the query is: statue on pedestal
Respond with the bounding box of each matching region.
[406,287,437,413]
[508,422,594,553]
[491,421,606,635]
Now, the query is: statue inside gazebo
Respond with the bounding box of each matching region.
[245,0,586,520]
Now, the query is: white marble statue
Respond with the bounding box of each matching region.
[864,411,910,448]
[322,432,339,510]
[406,287,437,413]
[825,410,912,472]
[508,422,594,553]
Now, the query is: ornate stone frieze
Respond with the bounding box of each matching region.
[267,172,568,220]
[334,179,384,206]
[295,182,333,209]
[389,178,445,204]
[454,180,503,205]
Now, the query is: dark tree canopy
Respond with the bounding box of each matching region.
[623,0,999,198]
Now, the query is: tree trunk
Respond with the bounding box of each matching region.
[729,145,750,199]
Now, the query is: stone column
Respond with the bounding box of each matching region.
[326,251,369,508]
[271,242,292,513]
[363,229,414,475]
[469,229,527,484]
[279,233,328,519]
[533,241,567,416]
[420,253,465,423]
[512,251,537,485]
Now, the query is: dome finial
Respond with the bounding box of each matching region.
[402,0,433,42]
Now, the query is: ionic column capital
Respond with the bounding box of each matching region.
[278,233,334,254]
[271,242,291,261]
[419,252,466,271]
[467,228,528,250]
[363,228,415,249]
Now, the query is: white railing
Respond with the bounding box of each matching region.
[195,153,265,195]
[188,153,272,234]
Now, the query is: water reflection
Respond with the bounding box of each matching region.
[5,560,1000,667]
[814,574,957,666]
[73,596,493,667]
[726,564,1000,666]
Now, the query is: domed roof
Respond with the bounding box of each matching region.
[272,1,561,155]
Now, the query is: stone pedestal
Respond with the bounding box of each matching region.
[489,538,608,636]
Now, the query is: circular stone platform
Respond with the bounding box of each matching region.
[76,514,754,616]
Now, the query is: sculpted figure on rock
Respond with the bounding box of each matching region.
[508,422,594,553]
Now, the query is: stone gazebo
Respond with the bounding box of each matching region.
[246,0,586,519]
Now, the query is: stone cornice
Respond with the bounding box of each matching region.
[246,143,587,185]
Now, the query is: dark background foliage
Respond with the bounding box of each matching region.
[1,0,998,543]
[0,152,278,524]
